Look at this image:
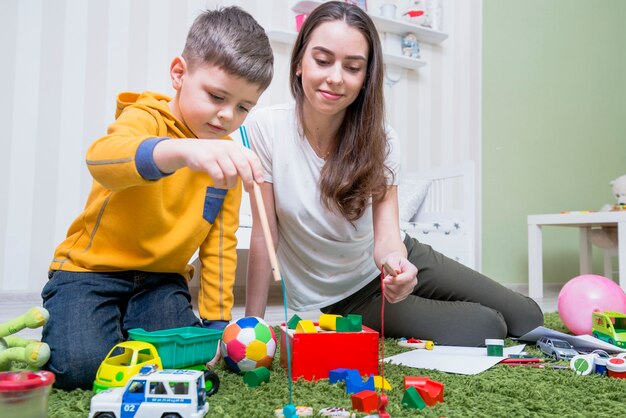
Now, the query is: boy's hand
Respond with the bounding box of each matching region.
[381,255,418,304]
[154,139,264,192]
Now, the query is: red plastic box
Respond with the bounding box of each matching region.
[279,324,379,381]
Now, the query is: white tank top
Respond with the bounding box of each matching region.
[246,103,401,311]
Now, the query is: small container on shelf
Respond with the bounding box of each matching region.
[379,3,397,18]
[295,13,308,32]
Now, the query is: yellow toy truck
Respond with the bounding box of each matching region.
[591,311,626,348]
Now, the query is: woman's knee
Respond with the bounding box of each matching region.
[507,296,544,337]
[438,306,507,346]
[472,307,508,339]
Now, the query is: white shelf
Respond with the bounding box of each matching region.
[292,0,448,45]
[370,15,448,44]
[383,53,426,69]
[267,30,426,71]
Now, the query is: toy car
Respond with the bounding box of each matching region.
[94,327,222,394]
[88,368,209,418]
[592,311,626,348]
[536,336,578,360]
[93,341,163,393]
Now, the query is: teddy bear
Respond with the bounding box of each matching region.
[0,306,50,371]
[590,174,626,249]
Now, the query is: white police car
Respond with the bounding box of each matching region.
[88,367,209,418]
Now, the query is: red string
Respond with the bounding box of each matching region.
[378,267,389,417]
[379,267,385,387]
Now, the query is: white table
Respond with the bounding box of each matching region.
[527,211,626,298]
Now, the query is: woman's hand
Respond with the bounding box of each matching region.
[381,254,418,303]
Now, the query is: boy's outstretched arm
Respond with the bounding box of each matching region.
[153,138,264,192]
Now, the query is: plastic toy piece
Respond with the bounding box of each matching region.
[402,386,426,410]
[398,338,434,350]
[570,354,596,375]
[592,311,626,348]
[319,314,341,331]
[287,314,303,330]
[607,357,626,378]
[318,407,351,416]
[535,336,578,361]
[485,338,504,356]
[89,368,209,418]
[404,376,444,406]
[592,350,610,375]
[279,404,297,418]
[128,326,222,369]
[0,307,50,372]
[280,324,378,381]
[243,366,270,387]
[94,326,222,393]
[93,341,163,393]
[377,392,390,418]
[351,390,378,413]
[373,375,392,390]
[345,369,375,394]
[275,405,313,417]
[295,320,318,334]
[336,314,362,332]
[328,368,349,384]
[0,371,55,417]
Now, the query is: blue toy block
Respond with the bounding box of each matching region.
[328,368,350,384]
[345,369,375,394]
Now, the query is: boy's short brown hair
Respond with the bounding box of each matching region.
[182,6,274,90]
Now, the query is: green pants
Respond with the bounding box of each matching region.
[321,234,544,346]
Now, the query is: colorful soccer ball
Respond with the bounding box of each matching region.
[220,316,276,373]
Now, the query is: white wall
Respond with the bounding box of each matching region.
[0,0,481,294]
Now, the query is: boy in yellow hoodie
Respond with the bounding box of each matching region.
[41,6,273,390]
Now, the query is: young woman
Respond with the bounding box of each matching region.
[244,1,542,346]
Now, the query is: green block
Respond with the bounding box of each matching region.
[287,314,302,330]
[402,386,426,410]
[336,314,362,332]
[243,367,270,388]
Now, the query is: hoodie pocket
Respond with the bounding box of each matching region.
[203,187,228,224]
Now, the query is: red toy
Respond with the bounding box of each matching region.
[279,324,379,381]
[351,390,378,413]
[404,376,444,406]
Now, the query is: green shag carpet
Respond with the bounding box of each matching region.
[47,313,626,417]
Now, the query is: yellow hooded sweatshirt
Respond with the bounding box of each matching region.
[50,91,240,322]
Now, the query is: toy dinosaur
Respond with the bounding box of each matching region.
[0,307,50,371]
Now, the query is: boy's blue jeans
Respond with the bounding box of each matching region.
[41,270,201,390]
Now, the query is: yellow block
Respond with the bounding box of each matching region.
[318,314,341,331]
[373,375,392,390]
[295,320,317,333]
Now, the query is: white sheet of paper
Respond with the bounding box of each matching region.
[515,326,626,353]
[384,344,526,375]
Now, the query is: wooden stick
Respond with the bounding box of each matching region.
[382,262,398,277]
[252,182,282,282]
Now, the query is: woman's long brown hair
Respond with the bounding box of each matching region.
[290,1,393,223]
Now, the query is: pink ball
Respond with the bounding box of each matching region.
[558,274,626,335]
